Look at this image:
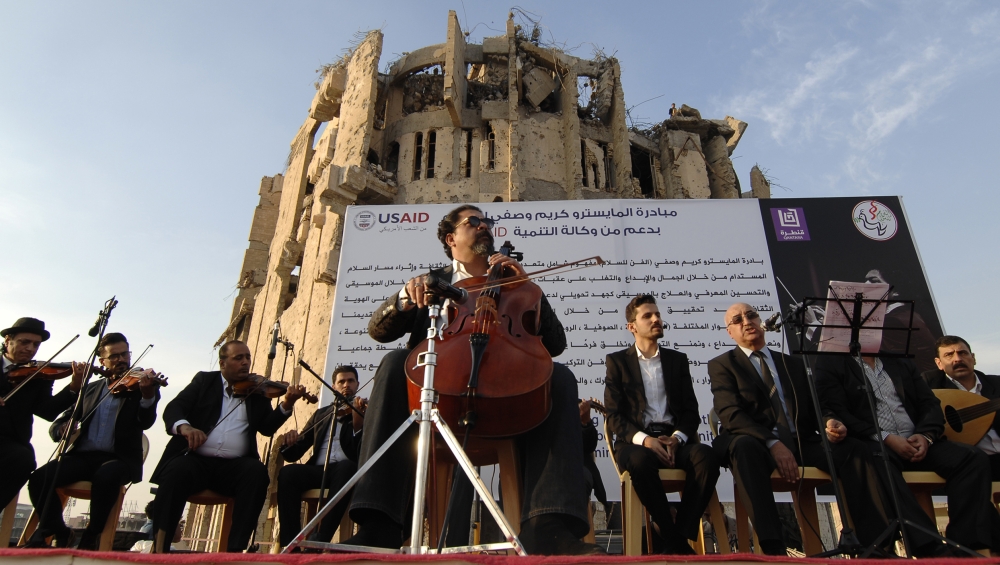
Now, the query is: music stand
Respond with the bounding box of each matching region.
[786,285,979,558]
[282,296,526,555]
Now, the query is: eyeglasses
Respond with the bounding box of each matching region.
[727,311,760,326]
[100,351,131,361]
[455,216,496,230]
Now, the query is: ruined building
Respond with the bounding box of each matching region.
[196,11,764,550]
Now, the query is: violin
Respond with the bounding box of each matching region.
[106,368,168,395]
[405,241,552,438]
[335,396,368,418]
[231,374,318,403]
[6,361,74,382]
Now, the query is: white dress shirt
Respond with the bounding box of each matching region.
[173,374,288,458]
[738,346,796,448]
[313,419,349,464]
[947,375,1000,456]
[631,344,687,447]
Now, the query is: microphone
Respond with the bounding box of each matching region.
[268,322,279,360]
[762,312,782,332]
[88,314,103,337]
[423,272,469,304]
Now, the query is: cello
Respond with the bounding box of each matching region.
[404,241,552,437]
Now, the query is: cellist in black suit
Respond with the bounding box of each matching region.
[0,318,83,534]
[603,294,720,554]
[148,340,308,552]
[709,303,892,555]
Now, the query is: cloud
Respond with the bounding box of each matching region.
[725,3,1000,189]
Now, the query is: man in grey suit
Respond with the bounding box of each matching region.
[343,204,599,555]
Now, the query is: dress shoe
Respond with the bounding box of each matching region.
[341,514,402,549]
[519,515,606,556]
[24,528,75,549]
[76,530,100,551]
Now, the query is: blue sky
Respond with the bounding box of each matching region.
[3,0,998,514]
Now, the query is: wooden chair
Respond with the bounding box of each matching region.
[19,434,150,550]
[901,471,945,521]
[300,489,354,542]
[427,436,522,544]
[0,496,18,548]
[185,490,235,552]
[733,467,830,555]
[603,419,729,556]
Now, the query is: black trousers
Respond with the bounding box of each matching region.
[870,439,1000,552]
[348,349,590,538]
[615,441,721,541]
[989,452,1000,481]
[723,435,891,547]
[28,451,131,537]
[0,437,35,509]
[277,461,357,546]
[152,453,269,552]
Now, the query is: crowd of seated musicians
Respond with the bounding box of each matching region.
[3,205,1000,556]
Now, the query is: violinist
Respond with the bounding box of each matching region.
[148,340,308,553]
[26,332,162,550]
[276,365,365,547]
[0,317,83,530]
[343,205,601,555]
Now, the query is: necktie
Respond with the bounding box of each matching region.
[752,351,795,450]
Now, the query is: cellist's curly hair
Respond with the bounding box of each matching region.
[437,205,484,259]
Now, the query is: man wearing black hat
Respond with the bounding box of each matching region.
[26,332,162,549]
[0,317,84,523]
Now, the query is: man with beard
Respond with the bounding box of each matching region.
[922,335,1000,479]
[342,205,600,555]
[276,365,366,547]
[26,332,162,549]
[603,295,720,554]
[148,340,308,552]
[0,317,83,538]
[710,303,895,556]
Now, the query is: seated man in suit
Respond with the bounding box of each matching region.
[923,335,1000,480]
[816,344,1000,555]
[603,294,720,554]
[276,364,365,547]
[148,340,308,552]
[0,317,83,543]
[343,205,599,555]
[710,303,894,556]
[27,332,162,549]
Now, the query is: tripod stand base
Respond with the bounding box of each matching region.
[282,409,526,556]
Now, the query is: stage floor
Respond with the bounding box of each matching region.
[1,549,996,565]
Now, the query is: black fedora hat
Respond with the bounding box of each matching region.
[1,317,51,341]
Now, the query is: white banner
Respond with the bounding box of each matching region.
[325,199,783,502]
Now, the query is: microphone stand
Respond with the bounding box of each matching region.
[791,288,979,558]
[283,296,525,555]
[33,296,117,546]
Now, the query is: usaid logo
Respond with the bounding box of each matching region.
[354,211,376,231]
[852,200,897,241]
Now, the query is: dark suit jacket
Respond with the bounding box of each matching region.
[367,265,567,356]
[149,371,291,484]
[923,369,1000,437]
[815,356,943,442]
[604,345,701,452]
[0,374,76,450]
[709,347,821,456]
[50,378,159,482]
[280,404,361,465]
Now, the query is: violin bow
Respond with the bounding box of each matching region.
[74,345,156,430]
[2,334,80,403]
[458,255,605,294]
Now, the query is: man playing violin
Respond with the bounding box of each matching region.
[276,364,366,547]
[26,332,161,549]
[148,340,308,552]
[0,317,84,534]
[343,205,601,555]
